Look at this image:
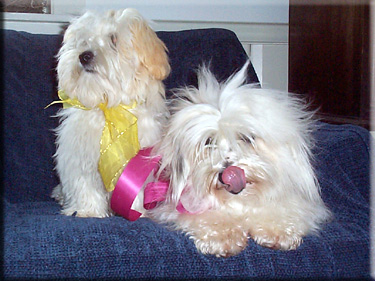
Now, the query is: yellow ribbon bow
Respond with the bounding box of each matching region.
[47,90,140,192]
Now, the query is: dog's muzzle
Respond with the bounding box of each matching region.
[79,51,94,70]
[219,166,246,194]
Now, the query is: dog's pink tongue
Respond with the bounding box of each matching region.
[222,166,246,194]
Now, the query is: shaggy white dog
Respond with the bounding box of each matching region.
[51,9,170,218]
[148,62,331,257]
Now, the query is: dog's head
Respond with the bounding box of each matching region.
[57,9,170,108]
[157,62,318,213]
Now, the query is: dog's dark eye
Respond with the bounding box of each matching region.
[205,137,214,146]
[110,34,117,47]
[240,134,254,144]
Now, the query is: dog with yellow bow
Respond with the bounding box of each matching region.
[50,9,170,218]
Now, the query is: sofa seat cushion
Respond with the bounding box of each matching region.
[4,122,370,279]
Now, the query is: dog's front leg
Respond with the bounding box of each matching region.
[53,108,112,218]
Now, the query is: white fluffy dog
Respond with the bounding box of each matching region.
[51,9,170,218]
[149,62,331,257]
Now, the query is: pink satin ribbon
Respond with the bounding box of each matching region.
[110,147,191,221]
[143,181,169,210]
[143,182,190,214]
[110,147,160,221]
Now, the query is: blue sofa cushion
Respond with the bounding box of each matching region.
[3,29,371,279]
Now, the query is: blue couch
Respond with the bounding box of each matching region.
[3,28,372,279]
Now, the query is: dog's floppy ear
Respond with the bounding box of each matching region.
[130,16,171,81]
[117,9,170,80]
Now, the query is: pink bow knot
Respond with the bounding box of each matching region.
[110,147,191,221]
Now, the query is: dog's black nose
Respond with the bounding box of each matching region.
[79,51,94,66]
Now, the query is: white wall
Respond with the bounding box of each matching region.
[84,0,289,24]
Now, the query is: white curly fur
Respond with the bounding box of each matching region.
[52,9,170,218]
[148,62,331,257]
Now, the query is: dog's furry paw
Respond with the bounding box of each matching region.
[51,184,64,206]
[192,227,248,257]
[251,228,303,250]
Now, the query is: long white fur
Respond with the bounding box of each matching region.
[52,9,170,217]
[149,62,331,257]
